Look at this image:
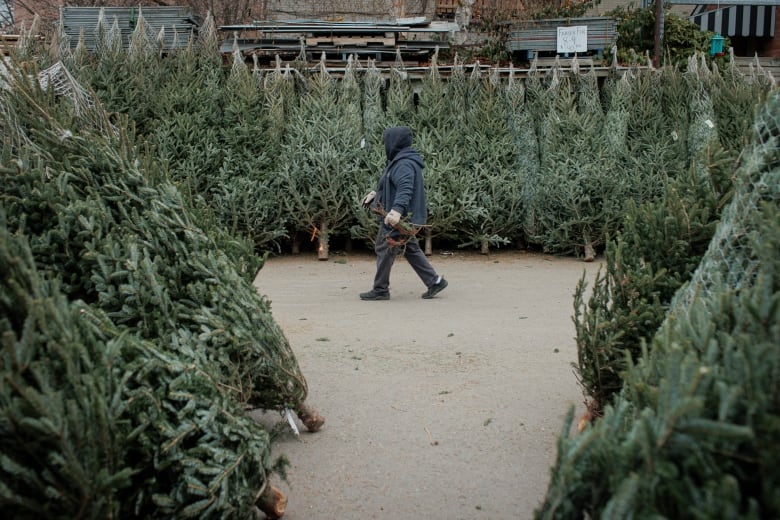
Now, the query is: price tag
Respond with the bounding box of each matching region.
[557,26,587,54]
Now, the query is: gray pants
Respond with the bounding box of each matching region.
[372,228,438,294]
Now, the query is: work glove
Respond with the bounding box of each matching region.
[361,190,376,208]
[384,209,401,227]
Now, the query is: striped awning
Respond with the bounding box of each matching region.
[690,4,776,37]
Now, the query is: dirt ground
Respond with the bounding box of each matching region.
[252,249,602,520]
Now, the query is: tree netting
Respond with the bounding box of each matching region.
[569,52,774,409]
[537,88,780,519]
[666,89,780,317]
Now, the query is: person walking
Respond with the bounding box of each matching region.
[359,126,448,301]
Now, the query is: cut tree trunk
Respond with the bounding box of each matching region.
[297,402,325,432]
[577,399,601,433]
[480,239,489,255]
[583,242,595,262]
[257,484,287,519]
[317,222,329,261]
[424,227,432,256]
[583,231,595,262]
[291,233,301,255]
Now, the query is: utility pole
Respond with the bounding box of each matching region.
[653,0,664,68]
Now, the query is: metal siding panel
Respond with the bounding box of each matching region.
[61,6,198,51]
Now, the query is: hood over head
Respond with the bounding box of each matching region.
[383,126,413,161]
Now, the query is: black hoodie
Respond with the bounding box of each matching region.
[375,126,427,227]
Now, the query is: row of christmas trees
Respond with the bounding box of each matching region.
[0,56,321,518]
[15,12,774,260]
[4,11,778,516]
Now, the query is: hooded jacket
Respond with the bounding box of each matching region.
[375,126,427,227]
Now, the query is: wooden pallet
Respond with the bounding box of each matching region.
[734,56,780,82]
[306,35,395,47]
[533,56,595,68]
[0,34,19,56]
[436,0,459,17]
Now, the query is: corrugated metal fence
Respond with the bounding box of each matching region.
[0,3,12,28]
[61,7,201,51]
[506,17,617,57]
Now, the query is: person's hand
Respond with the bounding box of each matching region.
[361,190,376,208]
[384,209,401,226]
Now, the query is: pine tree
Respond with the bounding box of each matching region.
[623,66,687,190]
[277,55,365,259]
[0,60,311,415]
[209,48,287,252]
[414,54,481,252]
[526,64,625,260]
[1,56,322,516]
[685,54,721,183]
[574,144,733,406]
[351,60,386,247]
[385,50,415,127]
[0,218,131,519]
[459,65,522,253]
[710,51,771,156]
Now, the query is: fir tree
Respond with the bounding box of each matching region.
[710,52,771,156]
[526,65,625,260]
[574,145,734,406]
[385,51,415,127]
[209,48,287,252]
[459,65,522,253]
[277,55,365,259]
[414,54,482,252]
[0,60,311,413]
[351,60,386,247]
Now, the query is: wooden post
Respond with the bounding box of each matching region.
[653,0,664,68]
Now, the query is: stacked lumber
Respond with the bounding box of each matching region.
[220,19,454,65]
[0,34,19,56]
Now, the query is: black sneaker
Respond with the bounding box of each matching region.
[421,278,448,299]
[360,290,389,301]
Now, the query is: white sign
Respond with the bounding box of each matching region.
[557,25,587,54]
